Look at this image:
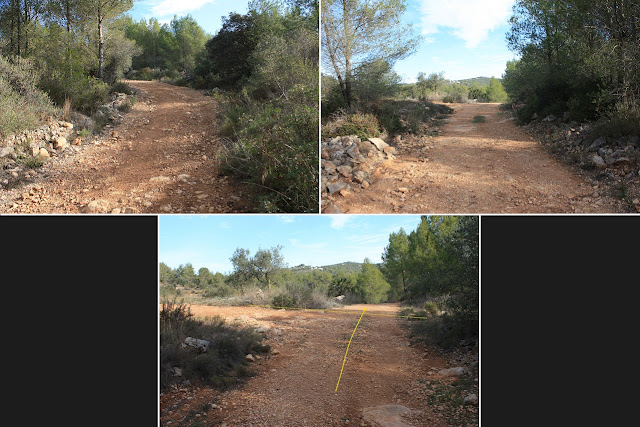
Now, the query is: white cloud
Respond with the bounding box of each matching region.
[149,0,215,17]
[279,215,296,223]
[417,0,514,48]
[329,216,351,230]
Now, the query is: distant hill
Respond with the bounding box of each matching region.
[457,77,500,87]
[320,262,365,274]
[288,261,387,275]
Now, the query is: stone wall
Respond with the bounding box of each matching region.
[321,135,396,206]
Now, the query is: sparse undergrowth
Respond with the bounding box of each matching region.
[160,298,269,390]
[419,375,478,426]
[322,99,453,140]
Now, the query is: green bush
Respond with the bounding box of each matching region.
[219,91,318,213]
[589,102,640,141]
[442,84,469,103]
[271,282,332,309]
[406,314,477,350]
[272,293,298,308]
[424,301,439,316]
[128,67,157,81]
[330,112,381,139]
[41,72,110,115]
[0,55,59,137]
[110,81,135,95]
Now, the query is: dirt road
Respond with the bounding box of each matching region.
[1,80,252,213]
[161,304,473,426]
[333,103,621,213]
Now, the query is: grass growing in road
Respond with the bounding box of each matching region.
[472,115,486,123]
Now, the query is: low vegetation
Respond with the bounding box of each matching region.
[160,298,269,390]
[0,55,59,137]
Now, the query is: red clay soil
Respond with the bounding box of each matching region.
[330,103,622,213]
[1,80,253,213]
[160,304,470,426]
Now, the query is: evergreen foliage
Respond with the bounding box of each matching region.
[503,0,640,127]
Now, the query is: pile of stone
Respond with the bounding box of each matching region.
[524,115,640,179]
[1,119,76,159]
[95,92,130,123]
[321,135,397,200]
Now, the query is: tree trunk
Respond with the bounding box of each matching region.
[344,58,353,108]
[23,0,28,54]
[98,13,104,81]
[9,1,15,54]
[16,0,21,56]
[66,0,70,32]
[342,0,352,108]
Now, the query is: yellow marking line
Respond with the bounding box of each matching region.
[335,307,366,392]
[247,304,430,320]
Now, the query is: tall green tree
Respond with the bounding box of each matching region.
[196,11,259,89]
[169,14,208,74]
[83,0,133,81]
[229,247,253,294]
[321,0,420,107]
[380,228,410,301]
[251,245,286,291]
[355,258,390,304]
[504,0,640,123]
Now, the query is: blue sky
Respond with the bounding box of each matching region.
[159,215,425,274]
[128,0,249,35]
[395,0,518,82]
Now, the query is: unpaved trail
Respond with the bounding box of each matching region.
[161,304,467,426]
[1,80,252,213]
[333,103,622,213]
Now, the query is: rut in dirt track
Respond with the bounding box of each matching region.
[333,102,622,213]
[1,80,252,213]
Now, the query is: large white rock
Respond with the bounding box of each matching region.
[367,137,390,151]
[362,405,419,427]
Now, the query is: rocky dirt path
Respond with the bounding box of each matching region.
[333,103,622,213]
[161,304,475,426]
[0,80,252,213]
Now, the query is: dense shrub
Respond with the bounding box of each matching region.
[406,313,477,350]
[0,55,58,136]
[442,84,469,103]
[41,71,110,115]
[219,89,318,213]
[325,112,381,139]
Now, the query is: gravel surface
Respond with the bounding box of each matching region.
[330,103,623,213]
[1,80,253,213]
[160,304,472,426]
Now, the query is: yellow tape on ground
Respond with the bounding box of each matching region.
[335,307,366,392]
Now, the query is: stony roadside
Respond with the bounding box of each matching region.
[0,80,253,213]
[521,114,640,212]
